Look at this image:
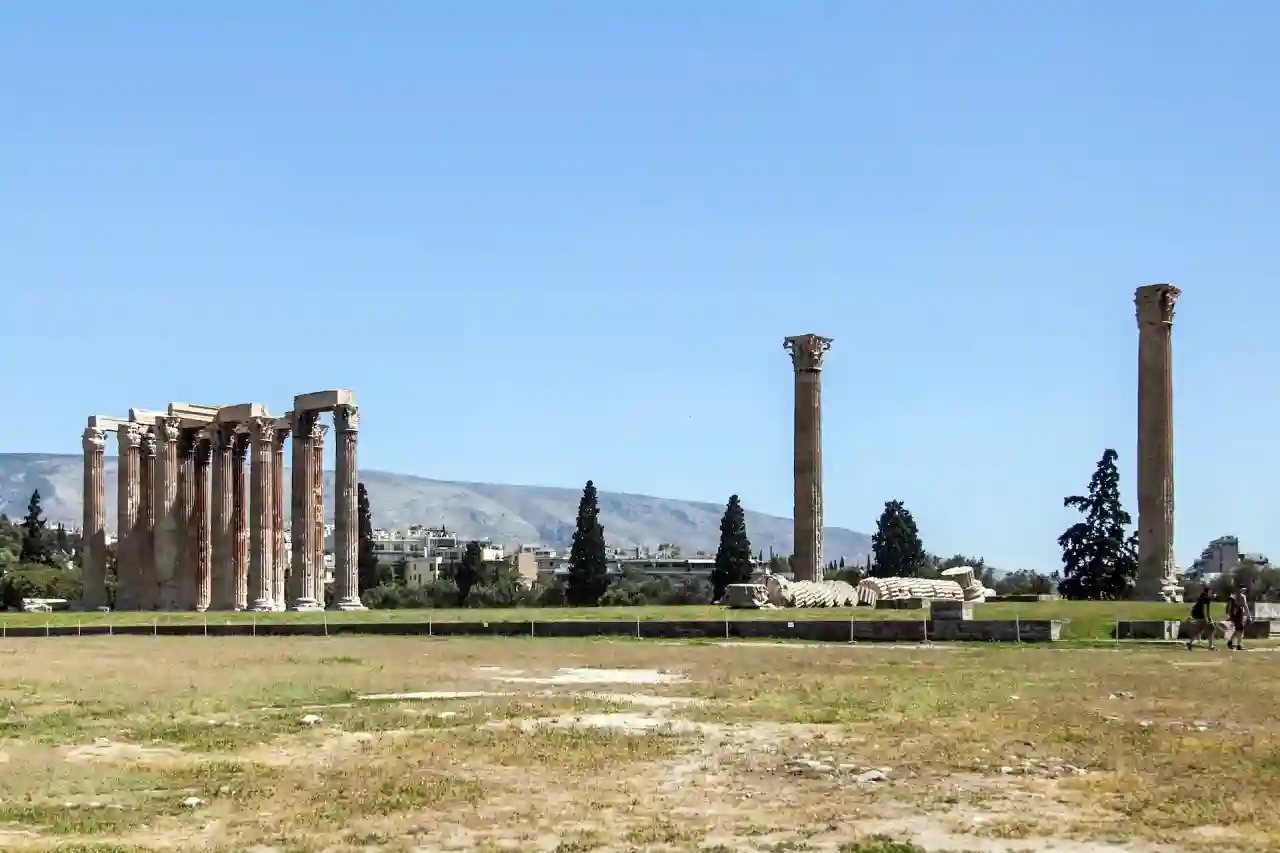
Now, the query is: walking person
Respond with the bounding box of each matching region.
[1186,588,1215,649]
[1227,586,1251,650]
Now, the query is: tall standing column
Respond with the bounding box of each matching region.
[248,417,275,611]
[272,424,290,611]
[138,429,157,610]
[783,334,833,583]
[176,431,198,610]
[115,423,143,609]
[331,405,364,610]
[231,431,250,610]
[193,436,212,611]
[311,423,329,606]
[153,417,181,609]
[289,411,323,610]
[210,425,235,610]
[1135,284,1181,601]
[81,426,108,610]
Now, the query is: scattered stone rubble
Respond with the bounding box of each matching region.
[722,569,994,609]
[854,577,964,606]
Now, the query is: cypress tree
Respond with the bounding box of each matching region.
[711,494,754,600]
[1057,449,1138,600]
[356,483,379,592]
[870,499,928,577]
[566,480,609,606]
[454,541,484,604]
[19,490,53,566]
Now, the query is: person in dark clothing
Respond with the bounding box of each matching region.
[1227,587,1250,650]
[1186,589,1215,649]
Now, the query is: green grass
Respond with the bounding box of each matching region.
[0,601,1189,640]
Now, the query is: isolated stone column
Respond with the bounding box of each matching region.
[209,426,235,610]
[81,426,108,610]
[115,423,144,609]
[272,425,290,611]
[137,430,157,610]
[311,423,329,605]
[153,416,181,609]
[231,431,249,610]
[176,431,198,610]
[193,436,212,611]
[331,405,364,609]
[1135,284,1181,601]
[783,334,833,583]
[248,417,275,611]
[289,411,323,610]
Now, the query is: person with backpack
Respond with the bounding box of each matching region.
[1227,586,1251,650]
[1186,588,1215,649]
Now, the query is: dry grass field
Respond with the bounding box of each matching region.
[0,637,1277,853]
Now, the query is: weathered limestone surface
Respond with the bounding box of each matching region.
[153,416,181,610]
[856,577,965,607]
[311,423,328,606]
[272,423,290,611]
[724,583,771,609]
[209,426,235,610]
[331,404,364,610]
[80,426,108,610]
[137,429,157,610]
[1135,284,1181,601]
[175,431,198,610]
[193,436,212,611]
[114,423,143,610]
[783,334,832,583]
[294,389,355,412]
[248,418,275,612]
[232,432,249,610]
[290,411,323,610]
[940,566,993,602]
[765,576,858,607]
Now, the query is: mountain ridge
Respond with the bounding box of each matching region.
[0,453,872,563]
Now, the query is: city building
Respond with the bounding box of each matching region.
[1187,535,1271,583]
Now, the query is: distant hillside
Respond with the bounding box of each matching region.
[0,454,872,564]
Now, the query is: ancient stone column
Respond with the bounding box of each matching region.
[331,405,364,610]
[231,431,249,610]
[289,411,323,610]
[1135,284,1181,601]
[311,423,328,606]
[176,431,198,610]
[137,429,157,610]
[80,426,108,610]
[193,436,212,611]
[272,425,290,611]
[114,423,144,609]
[153,416,181,609]
[784,334,833,583]
[209,425,235,610]
[248,417,275,611]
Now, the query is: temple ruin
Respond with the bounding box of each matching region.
[783,334,832,583]
[1134,285,1181,601]
[80,390,364,611]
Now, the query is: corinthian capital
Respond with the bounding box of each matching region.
[1135,284,1180,327]
[154,416,181,444]
[140,428,158,458]
[783,334,834,372]
[117,423,144,449]
[335,404,359,434]
[82,427,107,452]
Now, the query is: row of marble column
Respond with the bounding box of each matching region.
[81,406,363,611]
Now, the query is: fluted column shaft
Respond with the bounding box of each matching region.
[231,432,249,610]
[289,411,323,610]
[176,431,198,610]
[248,418,275,611]
[138,430,157,610]
[115,423,143,609]
[784,334,832,583]
[153,417,181,610]
[1135,284,1180,600]
[210,426,235,610]
[331,405,364,609]
[81,427,108,610]
[312,423,328,606]
[272,426,289,611]
[194,437,212,611]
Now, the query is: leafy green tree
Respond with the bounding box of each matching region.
[566,480,609,606]
[710,494,754,600]
[870,500,928,577]
[356,482,379,592]
[19,490,54,566]
[1057,449,1138,600]
[451,541,484,604]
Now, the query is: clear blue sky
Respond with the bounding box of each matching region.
[2,2,1276,572]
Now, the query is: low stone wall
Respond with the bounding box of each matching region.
[1114,619,1274,640]
[0,618,1063,643]
[984,594,1059,603]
